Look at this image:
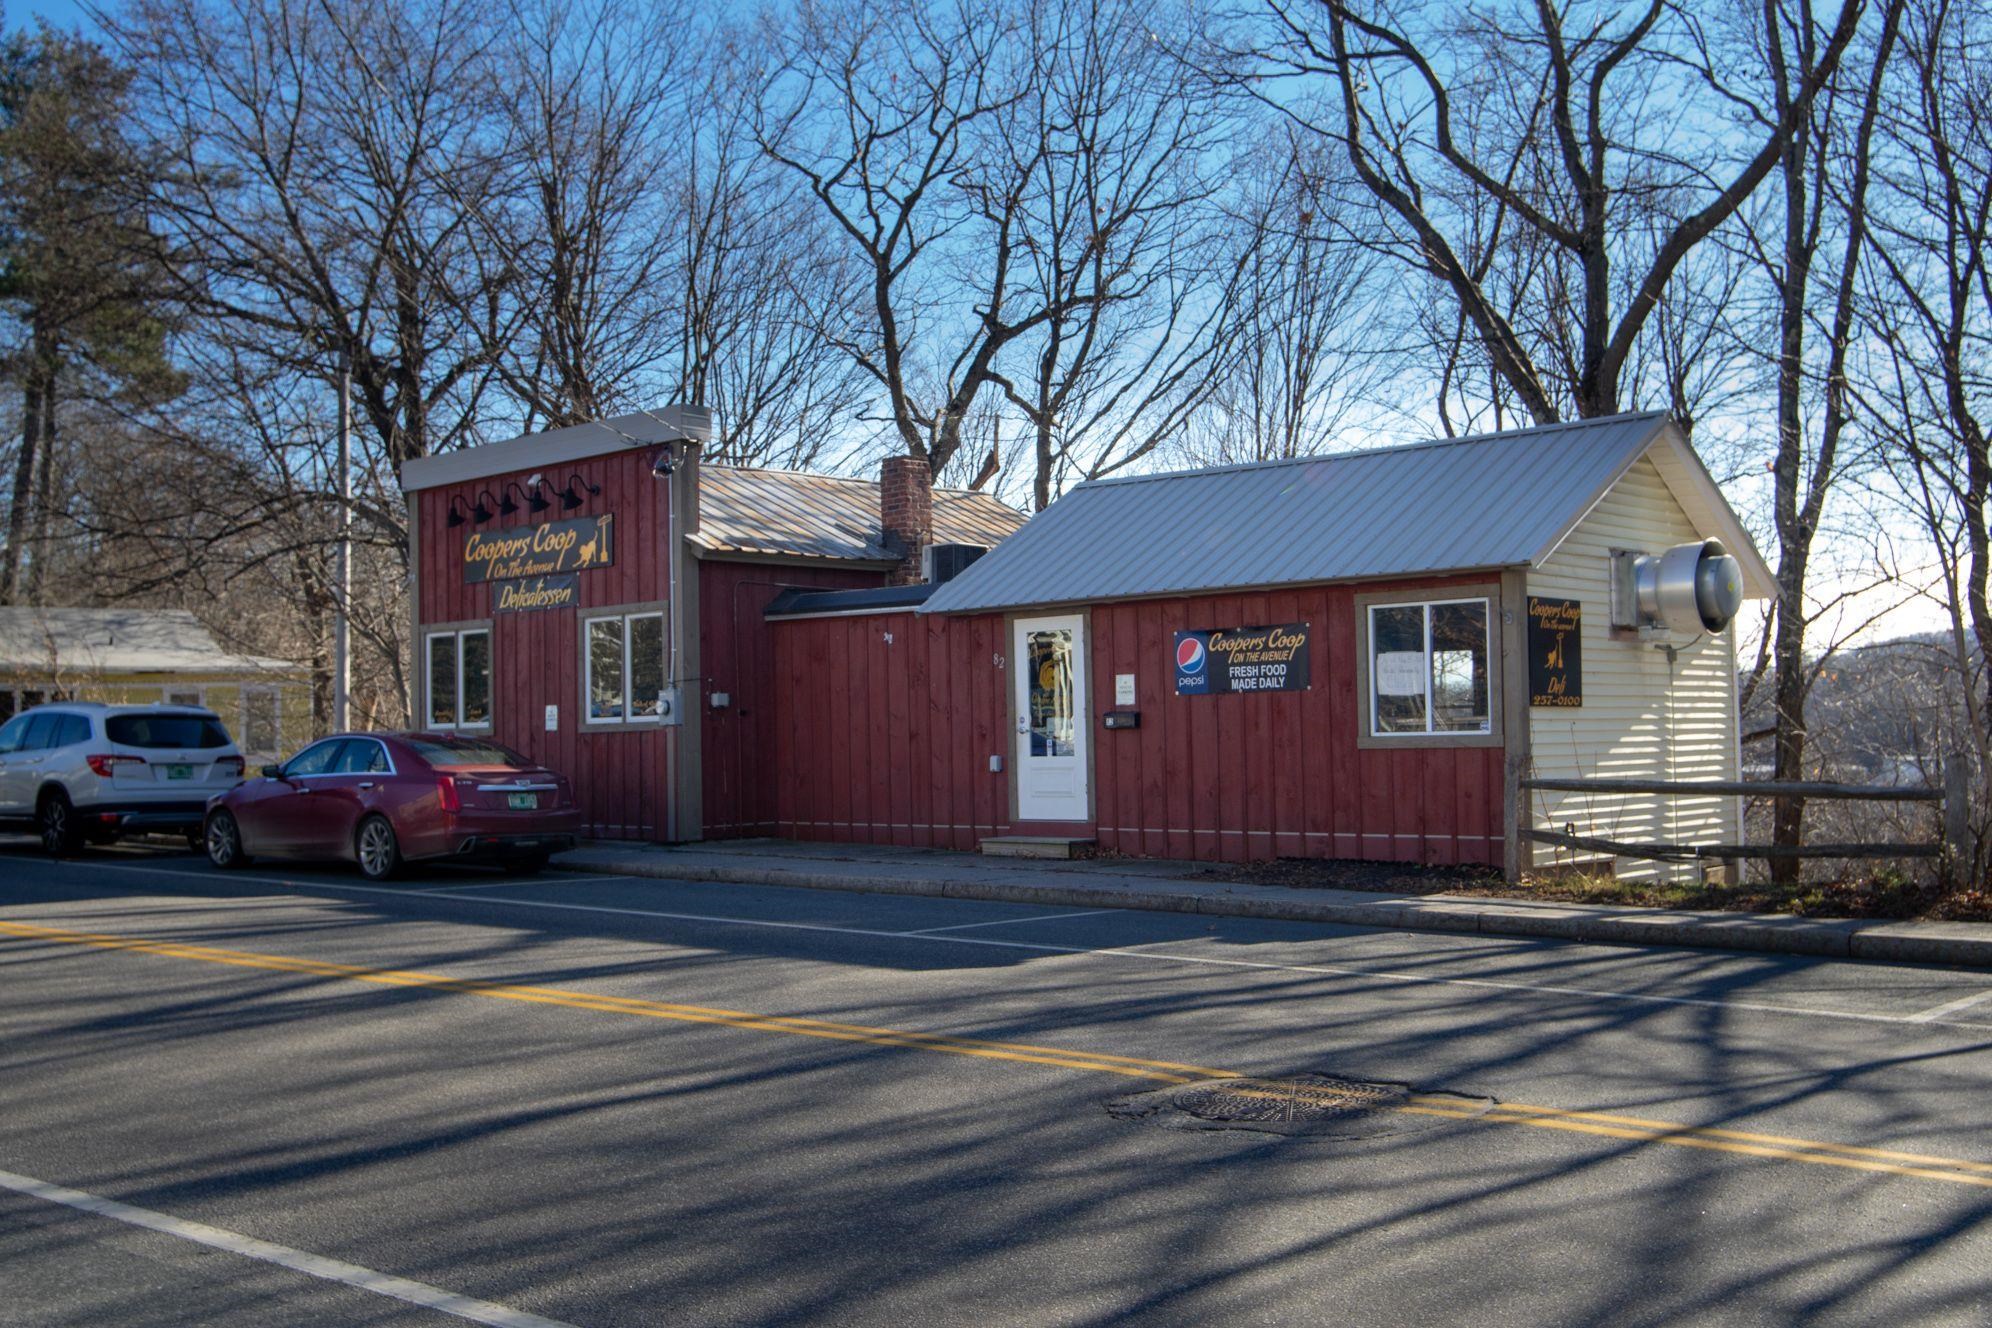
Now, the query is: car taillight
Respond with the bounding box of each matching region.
[216,756,245,776]
[85,754,145,777]
[436,775,460,812]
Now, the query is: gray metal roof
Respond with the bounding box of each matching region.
[921,413,1733,614]
[398,407,713,493]
[695,466,1025,563]
[0,608,304,675]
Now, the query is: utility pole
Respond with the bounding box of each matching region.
[333,350,352,733]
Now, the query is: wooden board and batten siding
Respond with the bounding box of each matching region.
[414,447,673,840]
[1526,454,1741,881]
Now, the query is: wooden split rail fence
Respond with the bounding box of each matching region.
[1505,767,1970,881]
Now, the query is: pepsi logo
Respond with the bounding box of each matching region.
[1177,636,1206,672]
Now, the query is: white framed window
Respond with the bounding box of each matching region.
[425,626,492,730]
[241,686,280,753]
[1367,598,1491,737]
[583,611,665,727]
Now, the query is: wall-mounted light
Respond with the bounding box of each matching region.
[446,495,474,528]
[556,472,601,511]
[469,489,497,524]
[498,480,547,518]
[652,444,678,478]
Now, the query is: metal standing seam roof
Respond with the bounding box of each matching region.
[694,465,1025,562]
[0,608,305,675]
[919,413,1747,615]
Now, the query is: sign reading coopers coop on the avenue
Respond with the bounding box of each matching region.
[462,514,614,583]
[1175,623,1311,695]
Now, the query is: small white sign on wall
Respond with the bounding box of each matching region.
[1114,673,1136,706]
[1376,651,1427,696]
[545,704,559,732]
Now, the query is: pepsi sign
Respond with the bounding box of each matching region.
[1174,623,1311,696]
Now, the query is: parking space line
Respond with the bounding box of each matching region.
[24,859,1992,1034]
[1905,988,1992,1023]
[898,908,1122,934]
[0,1166,576,1328]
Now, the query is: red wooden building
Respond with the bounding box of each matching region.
[398,409,1022,842]
[403,409,1772,880]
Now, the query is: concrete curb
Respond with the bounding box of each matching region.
[556,853,1992,969]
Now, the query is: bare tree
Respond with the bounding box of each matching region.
[1225,0,1868,423]
[1862,0,1992,874]
[983,0,1240,508]
[1733,0,1906,880]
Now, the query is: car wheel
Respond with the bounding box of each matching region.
[206,811,251,869]
[37,791,82,856]
[355,815,402,881]
[501,852,550,877]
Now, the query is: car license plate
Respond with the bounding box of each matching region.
[164,765,192,780]
[508,792,536,810]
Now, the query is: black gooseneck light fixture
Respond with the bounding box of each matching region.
[497,480,548,518]
[468,489,498,524]
[445,495,474,528]
[556,471,601,511]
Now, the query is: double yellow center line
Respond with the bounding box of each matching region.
[6,918,1990,1191]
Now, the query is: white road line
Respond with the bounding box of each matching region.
[413,875,629,893]
[0,1167,575,1328]
[899,908,1122,934]
[25,859,1992,1034]
[1905,988,1992,1023]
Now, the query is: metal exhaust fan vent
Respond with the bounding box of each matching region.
[1613,539,1744,635]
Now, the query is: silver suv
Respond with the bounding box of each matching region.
[0,703,247,854]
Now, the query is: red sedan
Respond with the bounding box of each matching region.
[203,732,581,879]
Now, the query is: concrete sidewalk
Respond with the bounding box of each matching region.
[557,838,1992,969]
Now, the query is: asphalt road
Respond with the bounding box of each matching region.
[2,843,1991,1327]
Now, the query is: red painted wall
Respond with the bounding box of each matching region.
[699,560,881,838]
[414,447,673,839]
[766,576,1507,866]
[767,610,1013,850]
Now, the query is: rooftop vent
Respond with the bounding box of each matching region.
[923,543,987,584]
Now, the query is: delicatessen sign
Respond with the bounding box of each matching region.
[1175,623,1311,695]
[463,514,613,583]
[493,574,580,613]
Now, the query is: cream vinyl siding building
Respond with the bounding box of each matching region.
[1526,452,1751,883]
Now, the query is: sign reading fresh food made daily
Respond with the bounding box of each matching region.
[1174,623,1311,695]
[1527,596,1583,707]
[493,573,580,613]
[462,514,614,583]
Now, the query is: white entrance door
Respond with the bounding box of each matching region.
[1013,614,1089,822]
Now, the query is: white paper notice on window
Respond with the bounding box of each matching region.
[1376,651,1427,696]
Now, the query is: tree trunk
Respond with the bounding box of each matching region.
[26,377,56,604]
[0,371,45,605]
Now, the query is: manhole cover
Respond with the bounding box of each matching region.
[1108,1073,1495,1138]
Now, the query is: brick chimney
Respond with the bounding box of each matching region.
[880,455,933,586]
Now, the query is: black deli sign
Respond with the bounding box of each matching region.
[1174,623,1310,695]
[1528,596,1582,707]
[493,574,579,613]
[462,514,613,583]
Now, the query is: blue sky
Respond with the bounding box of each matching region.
[7,0,93,32]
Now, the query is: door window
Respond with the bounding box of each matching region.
[0,714,30,752]
[284,740,347,778]
[19,713,58,751]
[331,740,390,775]
[1025,629,1076,758]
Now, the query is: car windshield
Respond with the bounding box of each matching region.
[407,735,533,768]
[108,714,232,750]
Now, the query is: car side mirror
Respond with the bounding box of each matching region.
[261,763,284,779]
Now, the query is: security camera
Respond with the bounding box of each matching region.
[652,446,676,478]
